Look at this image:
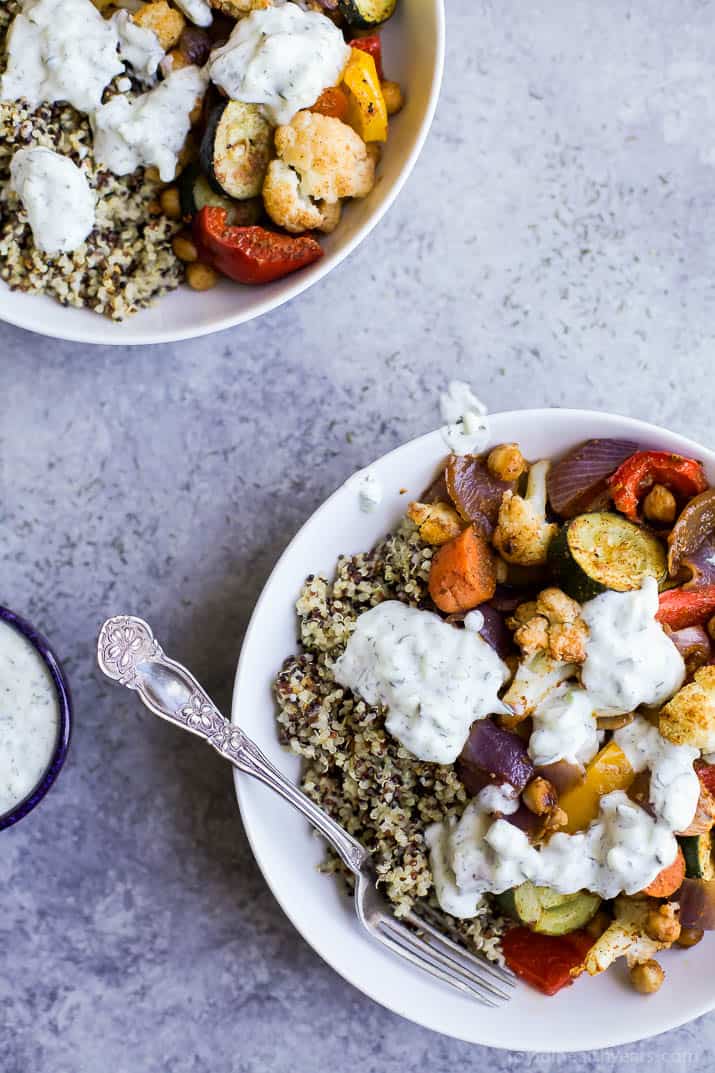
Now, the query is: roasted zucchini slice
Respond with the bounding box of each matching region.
[179,165,262,226]
[339,0,397,29]
[496,882,601,935]
[200,100,273,200]
[548,511,667,602]
[679,833,715,879]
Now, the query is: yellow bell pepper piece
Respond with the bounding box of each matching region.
[342,47,388,143]
[559,741,634,834]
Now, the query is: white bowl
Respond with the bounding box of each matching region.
[0,2,445,346]
[232,408,715,1052]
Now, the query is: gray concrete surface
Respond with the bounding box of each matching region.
[3,0,715,1069]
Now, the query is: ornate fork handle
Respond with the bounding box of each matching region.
[97,616,369,876]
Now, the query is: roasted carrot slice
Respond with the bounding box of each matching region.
[641,847,686,897]
[428,525,497,614]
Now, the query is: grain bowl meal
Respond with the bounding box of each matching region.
[0,0,403,319]
[275,433,715,997]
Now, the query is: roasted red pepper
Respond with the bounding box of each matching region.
[657,585,715,629]
[696,760,715,798]
[501,926,593,996]
[193,207,323,286]
[349,33,384,79]
[608,451,708,521]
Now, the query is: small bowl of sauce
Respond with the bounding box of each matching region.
[0,607,71,831]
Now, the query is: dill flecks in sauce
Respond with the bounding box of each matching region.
[0,620,60,816]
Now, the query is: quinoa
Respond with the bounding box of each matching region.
[0,1,184,320]
[274,518,507,962]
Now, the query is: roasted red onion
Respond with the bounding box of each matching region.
[504,803,544,840]
[678,878,715,930]
[667,624,711,667]
[682,534,715,589]
[547,439,639,518]
[458,718,534,793]
[474,604,514,659]
[445,455,516,537]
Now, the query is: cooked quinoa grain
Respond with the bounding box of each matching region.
[274,519,507,962]
[0,1,184,320]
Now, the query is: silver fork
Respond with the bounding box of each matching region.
[97,615,515,1007]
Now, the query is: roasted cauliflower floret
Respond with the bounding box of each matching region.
[274,111,376,203]
[508,587,588,663]
[262,160,341,234]
[582,897,674,979]
[500,652,578,725]
[493,460,558,566]
[209,0,270,15]
[407,501,465,546]
[659,665,715,750]
[133,1,185,50]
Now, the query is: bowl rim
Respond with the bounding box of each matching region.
[0,1,446,347]
[0,606,72,831]
[231,407,715,1050]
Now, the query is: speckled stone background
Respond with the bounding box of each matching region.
[3,0,715,1068]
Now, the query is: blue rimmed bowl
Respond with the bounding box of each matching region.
[0,607,72,831]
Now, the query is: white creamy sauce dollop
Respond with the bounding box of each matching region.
[0,620,60,816]
[614,715,699,832]
[208,5,351,126]
[581,578,686,714]
[10,147,95,254]
[173,0,213,27]
[331,602,510,764]
[439,379,489,456]
[529,686,599,767]
[352,469,383,513]
[1,0,123,112]
[113,10,164,84]
[92,65,207,182]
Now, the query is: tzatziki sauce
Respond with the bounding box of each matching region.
[10,147,95,254]
[92,65,208,182]
[113,10,164,84]
[439,379,489,456]
[331,601,510,764]
[209,5,351,126]
[173,0,213,27]
[0,619,60,816]
[529,686,599,767]
[581,577,685,714]
[1,0,124,113]
[352,469,383,513]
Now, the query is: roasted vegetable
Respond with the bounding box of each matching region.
[180,164,262,225]
[547,438,638,518]
[200,100,272,200]
[508,587,588,663]
[445,454,515,537]
[310,86,350,121]
[666,624,711,671]
[583,897,675,978]
[193,206,323,285]
[668,488,715,577]
[348,32,384,78]
[657,585,715,629]
[659,664,715,751]
[493,460,558,566]
[342,46,388,142]
[501,652,577,723]
[679,833,715,879]
[641,847,685,897]
[428,525,497,613]
[679,877,715,930]
[548,511,667,602]
[497,883,601,936]
[338,0,397,29]
[406,500,464,545]
[608,450,708,522]
[501,926,594,995]
[457,718,534,794]
[558,741,634,834]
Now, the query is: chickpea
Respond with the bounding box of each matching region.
[645,903,681,944]
[523,776,557,816]
[487,443,527,482]
[186,261,218,291]
[172,234,198,263]
[630,959,665,994]
[381,80,404,116]
[643,484,677,525]
[585,908,611,940]
[676,925,704,948]
[159,187,182,220]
